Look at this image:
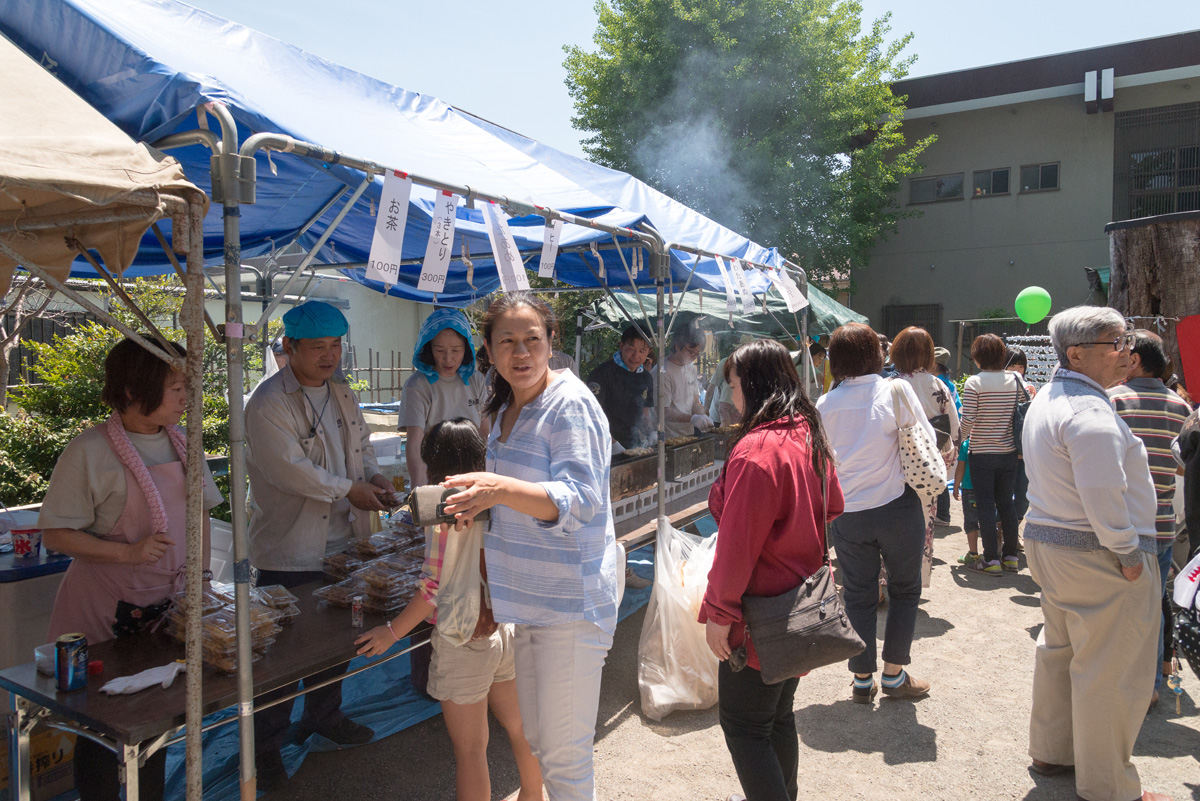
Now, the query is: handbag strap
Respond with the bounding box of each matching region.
[1015,373,1030,403]
[890,379,916,426]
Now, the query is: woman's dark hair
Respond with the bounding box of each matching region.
[809,341,826,358]
[481,292,557,416]
[828,323,884,380]
[1005,346,1027,370]
[417,327,470,372]
[475,345,491,374]
[723,339,833,480]
[890,326,935,373]
[421,417,486,484]
[1130,329,1169,377]
[101,337,187,415]
[971,334,1007,370]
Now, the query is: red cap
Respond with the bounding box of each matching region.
[87,660,103,675]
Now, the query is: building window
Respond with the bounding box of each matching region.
[1113,102,1200,221]
[973,168,1010,197]
[881,303,943,344]
[909,173,963,204]
[1126,145,1200,218]
[1019,163,1059,192]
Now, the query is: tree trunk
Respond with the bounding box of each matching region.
[1108,215,1200,378]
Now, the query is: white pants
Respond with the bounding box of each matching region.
[513,620,614,801]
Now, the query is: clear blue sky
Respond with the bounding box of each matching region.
[186,0,1197,159]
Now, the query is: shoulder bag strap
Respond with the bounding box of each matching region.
[890,379,914,424]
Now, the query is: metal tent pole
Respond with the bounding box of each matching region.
[181,198,208,801]
[206,102,259,800]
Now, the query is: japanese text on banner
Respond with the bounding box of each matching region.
[712,256,737,312]
[418,191,459,293]
[768,268,809,313]
[482,202,530,292]
[365,171,412,287]
[730,259,756,315]
[538,219,564,278]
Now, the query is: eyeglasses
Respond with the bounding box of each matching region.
[1078,334,1134,351]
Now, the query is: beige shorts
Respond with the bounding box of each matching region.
[426,623,516,705]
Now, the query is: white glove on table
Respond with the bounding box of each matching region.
[691,414,715,432]
[100,661,186,695]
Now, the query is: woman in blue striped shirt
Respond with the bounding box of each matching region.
[443,292,619,801]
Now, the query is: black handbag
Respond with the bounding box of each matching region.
[1011,378,1031,456]
[740,459,865,684]
[928,413,952,450]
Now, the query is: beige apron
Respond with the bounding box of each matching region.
[47,457,187,645]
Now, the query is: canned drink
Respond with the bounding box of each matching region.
[55,633,88,692]
[351,595,364,629]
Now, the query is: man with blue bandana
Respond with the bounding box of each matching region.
[245,300,390,789]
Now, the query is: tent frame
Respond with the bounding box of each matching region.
[148,103,810,800]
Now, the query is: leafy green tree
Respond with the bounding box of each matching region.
[1,278,242,519]
[564,0,933,287]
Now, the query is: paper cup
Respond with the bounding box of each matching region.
[12,528,41,558]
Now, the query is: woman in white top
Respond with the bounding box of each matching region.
[400,308,489,485]
[890,326,959,587]
[816,323,933,704]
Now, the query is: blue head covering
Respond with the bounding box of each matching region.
[283,301,348,339]
[412,308,476,385]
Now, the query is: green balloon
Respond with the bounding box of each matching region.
[1015,286,1052,324]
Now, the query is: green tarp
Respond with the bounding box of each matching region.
[591,284,867,343]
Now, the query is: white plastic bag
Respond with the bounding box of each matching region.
[637,517,720,721]
[434,521,484,646]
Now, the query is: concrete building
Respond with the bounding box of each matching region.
[857,30,1200,362]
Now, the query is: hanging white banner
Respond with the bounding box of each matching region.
[482,201,530,292]
[538,219,564,278]
[417,191,459,293]
[712,255,738,312]
[365,170,413,287]
[769,268,810,313]
[730,258,756,315]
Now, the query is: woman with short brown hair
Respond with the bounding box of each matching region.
[817,323,934,704]
[959,333,1024,574]
[891,327,959,587]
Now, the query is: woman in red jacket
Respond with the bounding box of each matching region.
[700,339,844,801]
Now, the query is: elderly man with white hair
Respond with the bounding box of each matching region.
[1021,306,1169,801]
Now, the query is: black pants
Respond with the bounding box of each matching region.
[936,488,950,521]
[830,486,925,674]
[969,451,1020,562]
[718,661,800,801]
[74,737,166,801]
[254,569,349,754]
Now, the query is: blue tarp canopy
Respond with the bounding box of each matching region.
[0,0,793,306]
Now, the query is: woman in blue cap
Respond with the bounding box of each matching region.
[401,308,489,486]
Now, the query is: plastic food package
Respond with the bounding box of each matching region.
[274,603,301,625]
[254,584,299,608]
[323,552,364,580]
[350,532,403,558]
[168,587,226,615]
[312,577,368,607]
[374,552,423,575]
[637,517,720,721]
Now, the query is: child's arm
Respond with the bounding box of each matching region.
[953,460,966,500]
[355,594,434,657]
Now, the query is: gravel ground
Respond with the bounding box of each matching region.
[273,504,1200,801]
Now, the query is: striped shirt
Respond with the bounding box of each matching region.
[1108,377,1191,538]
[484,371,620,635]
[960,370,1023,454]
